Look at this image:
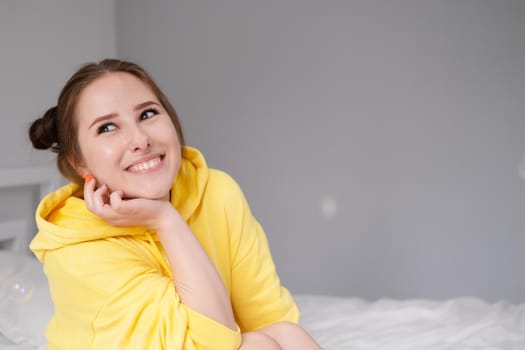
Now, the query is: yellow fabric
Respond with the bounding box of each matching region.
[30,146,299,350]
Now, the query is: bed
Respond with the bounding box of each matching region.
[1,167,524,349]
[295,294,525,349]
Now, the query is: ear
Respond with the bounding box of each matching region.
[67,155,89,179]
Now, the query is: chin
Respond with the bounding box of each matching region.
[124,185,171,200]
[118,173,174,200]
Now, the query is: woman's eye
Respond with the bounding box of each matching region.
[140,108,159,120]
[97,123,117,134]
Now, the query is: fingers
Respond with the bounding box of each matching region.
[95,184,111,207]
[83,175,115,217]
[82,174,165,227]
[83,174,97,210]
[109,190,124,211]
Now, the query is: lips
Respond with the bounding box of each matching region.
[126,154,164,173]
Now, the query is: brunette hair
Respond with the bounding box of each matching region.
[29,59,185,183]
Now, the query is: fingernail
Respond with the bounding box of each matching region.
[85,173,95,183]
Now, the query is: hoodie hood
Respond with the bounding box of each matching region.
[30,146,209,262]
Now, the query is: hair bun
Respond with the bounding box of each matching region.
[29,106,59,152]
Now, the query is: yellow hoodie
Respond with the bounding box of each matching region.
[30,147,298,350]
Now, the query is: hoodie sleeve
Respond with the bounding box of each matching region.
[43,237,241,350]
[216,172,300,331]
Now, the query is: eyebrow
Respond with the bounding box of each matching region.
[134,100,161,111]
[87,101,162,130]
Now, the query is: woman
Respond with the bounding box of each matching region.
[28,59,322,350]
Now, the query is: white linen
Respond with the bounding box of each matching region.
[296,294,525,350]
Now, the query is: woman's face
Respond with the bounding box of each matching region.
[73,72,181,200]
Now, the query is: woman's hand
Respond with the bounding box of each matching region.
[83,177,174,230]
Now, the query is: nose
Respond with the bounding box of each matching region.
[127,125,150,152]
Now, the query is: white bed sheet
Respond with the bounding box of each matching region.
[296,294,525,350]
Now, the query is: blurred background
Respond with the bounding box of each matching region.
[1,0,524,302]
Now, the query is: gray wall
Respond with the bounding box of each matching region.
[116,0,525,302]
[0,0,116,168]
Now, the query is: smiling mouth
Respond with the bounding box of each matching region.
[126,155,164,173]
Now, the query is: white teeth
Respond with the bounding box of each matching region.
[128,157,161,172]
